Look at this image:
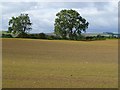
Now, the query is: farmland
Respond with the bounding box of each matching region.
[2,38,118,88]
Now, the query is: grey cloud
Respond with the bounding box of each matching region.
[2,2,37,14]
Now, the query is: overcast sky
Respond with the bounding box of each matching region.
[0,1,118,33]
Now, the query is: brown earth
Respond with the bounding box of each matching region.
[2,38,118,88]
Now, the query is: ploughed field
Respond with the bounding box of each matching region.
[2,38,118,88]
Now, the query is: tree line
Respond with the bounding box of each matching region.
[2,9,116,40]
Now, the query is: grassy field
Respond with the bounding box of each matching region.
[2,38,118,88]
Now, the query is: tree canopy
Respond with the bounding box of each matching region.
[8,14,32,37]
[54,9,89,40]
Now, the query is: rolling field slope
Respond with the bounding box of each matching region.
[2,38,118,88]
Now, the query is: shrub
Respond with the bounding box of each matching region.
[80,35,106,41]
[38,33,46,39]
[2,34,13,38]
[46,35,56,40]
[28,33,47,39]
[16,33,29,38]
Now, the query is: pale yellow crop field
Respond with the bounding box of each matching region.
[2,38,118,88]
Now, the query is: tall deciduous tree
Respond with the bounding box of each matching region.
[54,9,89,40]
[8,14,32,37]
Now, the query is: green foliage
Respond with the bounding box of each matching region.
[8,14,32,37]
[82,36,106,41]
[2,34,13,38]
[54,9,89,40]
[28,33,47,39]
[27,33,60,40]
[1,31,13,38]
[16,33,28,38]
[38,33,46,39]
[46,35,60,40]
[16,33,47,39]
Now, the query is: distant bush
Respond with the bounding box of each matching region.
[46,35,55,40]
[2,31,113,41]
[2,34,13,38]
[38,33,46,39]
[16,33,28,38]
[80,35,106,41]
[46,35,61,40]
[27,34,36,39]
[107,36,118,39]
[96,35,106,40]
[15,33,47,39]
[27,33,47,39]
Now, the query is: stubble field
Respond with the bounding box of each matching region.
[2,38,118,88]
